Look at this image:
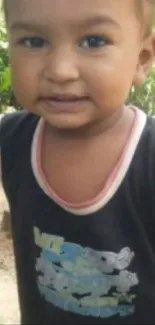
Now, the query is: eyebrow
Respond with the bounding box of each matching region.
[10,22,45,33]
[10,15,121,32]
[79,15,121,30]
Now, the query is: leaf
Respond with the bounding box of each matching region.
[0,66,11,92]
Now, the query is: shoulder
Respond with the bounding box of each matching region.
[131,106,155,150]
[138,114,155,151]
[0,109,40,177]
[0,110,39,146]
[0,110,40,196]
[130,111,155,187]
[0,110,39,142]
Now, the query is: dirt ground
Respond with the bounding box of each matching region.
[0,185,20,324]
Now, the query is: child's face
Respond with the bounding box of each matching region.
[7,0,154,130]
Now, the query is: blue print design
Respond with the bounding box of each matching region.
[34,228,139,319]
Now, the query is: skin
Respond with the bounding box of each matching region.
[5,0,155,203]
[6,0,155,131]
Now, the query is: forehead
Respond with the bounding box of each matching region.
[7,0,137,28]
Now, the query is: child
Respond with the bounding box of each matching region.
[1,0,155,323]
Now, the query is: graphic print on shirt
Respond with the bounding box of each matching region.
[34,227,139,319]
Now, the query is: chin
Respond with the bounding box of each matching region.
[43,114,91,131]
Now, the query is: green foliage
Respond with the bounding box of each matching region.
[127,63,155,115]
[0,22,11,112]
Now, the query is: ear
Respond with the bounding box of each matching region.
[133,32,155,87]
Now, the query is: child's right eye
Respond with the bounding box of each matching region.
[17,37,47,48]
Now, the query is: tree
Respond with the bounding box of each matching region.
[0,22,11,112]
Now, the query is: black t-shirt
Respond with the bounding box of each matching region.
[1,110,155,324]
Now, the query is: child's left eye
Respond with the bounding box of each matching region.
[17,37,47,48]
[80,35,109,49]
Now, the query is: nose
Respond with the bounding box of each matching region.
[43,47,80,84]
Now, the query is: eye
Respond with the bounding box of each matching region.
[17,37,47,48]
[80,35,109,49]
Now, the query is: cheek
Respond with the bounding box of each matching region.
[82,55,136,104]
[10,54,40,104]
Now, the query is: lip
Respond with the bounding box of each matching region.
[40,95,90,112]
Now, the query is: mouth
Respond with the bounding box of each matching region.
[40,94,91,112]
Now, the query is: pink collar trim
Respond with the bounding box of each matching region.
[31,107,146,215]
